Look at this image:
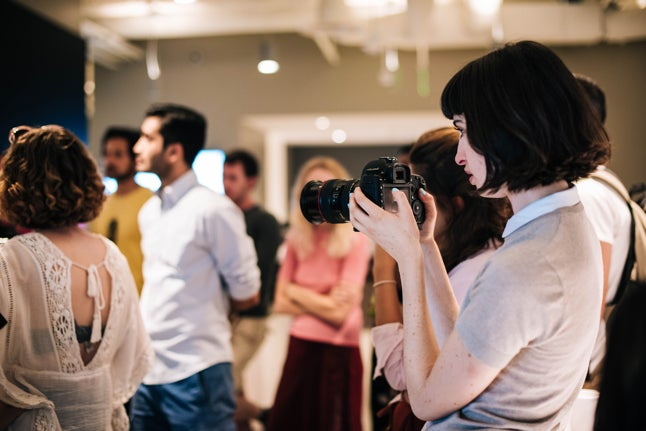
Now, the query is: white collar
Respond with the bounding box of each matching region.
[503,185,580,238]
[157,170,198,209]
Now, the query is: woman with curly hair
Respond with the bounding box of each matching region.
[0,125,152,430]
[267,156,372,431]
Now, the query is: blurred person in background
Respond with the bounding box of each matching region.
[223,149,283,431]
[0,125,152,430]
[87,126,153,295]
[267,156,372,431]
[573,74,632,387]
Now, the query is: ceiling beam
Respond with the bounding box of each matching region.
[309,32,340,66]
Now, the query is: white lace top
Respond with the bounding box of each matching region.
[0,232,153,430]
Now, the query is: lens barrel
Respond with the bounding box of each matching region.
[300,179,358,224]
[300,180,325,224]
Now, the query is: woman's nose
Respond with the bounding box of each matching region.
[455,146,466,166]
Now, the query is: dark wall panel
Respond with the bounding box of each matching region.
[1,2,87,154]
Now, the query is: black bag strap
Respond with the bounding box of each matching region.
[610,203,636,305]
[588,170,637,305]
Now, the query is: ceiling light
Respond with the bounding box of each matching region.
[257,41,280,75]
[345,0,407,10]
[315,116,331,130]
[258,59,279,74]
[146,40,161,80]
[332,129,347,144]
[84,1,150,19]
[467,0,502,16]
[385,48,399,72]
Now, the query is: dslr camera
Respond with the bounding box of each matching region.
[300,156,426,229]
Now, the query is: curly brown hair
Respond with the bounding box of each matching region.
[0,125,105,229]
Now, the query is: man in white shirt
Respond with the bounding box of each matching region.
[129,103,260,431]
[574,74,631,381]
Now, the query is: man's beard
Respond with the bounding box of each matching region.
[105,166,135,182]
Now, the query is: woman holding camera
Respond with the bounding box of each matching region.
[371,127,511,431]
[350,40,610,429]
[267,156,372,431]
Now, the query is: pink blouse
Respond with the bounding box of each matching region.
[278,229,372,347]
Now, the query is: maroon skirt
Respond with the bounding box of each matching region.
[266,336,363,431]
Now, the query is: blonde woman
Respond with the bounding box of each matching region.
[267,156,372,431]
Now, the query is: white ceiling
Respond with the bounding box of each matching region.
[14,0,646,68]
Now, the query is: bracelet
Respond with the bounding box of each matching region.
[372,280,397,288]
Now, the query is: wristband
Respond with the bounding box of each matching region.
[372,280,397,288]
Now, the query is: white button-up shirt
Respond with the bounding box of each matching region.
[138,170,260,384]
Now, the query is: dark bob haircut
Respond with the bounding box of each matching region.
[441,40,611,193]
[0,125,105,229]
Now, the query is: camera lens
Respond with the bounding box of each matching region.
[300,180,325,224]
[300,179,358,224]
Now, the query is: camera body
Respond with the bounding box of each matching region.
[300,156,426,229]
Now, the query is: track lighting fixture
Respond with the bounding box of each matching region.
[257,41,280,74]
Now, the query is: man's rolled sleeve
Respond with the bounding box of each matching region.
[208,203,260,301]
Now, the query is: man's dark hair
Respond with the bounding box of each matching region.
[101,126,140,160]
[144,103,207,166]
[575,73,607,124]
[441,40,610,193]
[224,149,260,178]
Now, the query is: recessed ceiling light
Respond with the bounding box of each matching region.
[332,129,347,144]
[315,116,330,130]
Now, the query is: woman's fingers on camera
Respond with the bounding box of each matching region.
[418,189,437,241]
[353,188,378,212]
[419,188,436,216]
[350,188,385,233]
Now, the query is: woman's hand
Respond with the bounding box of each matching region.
[417,188,438,245]
[350,187,436,262]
